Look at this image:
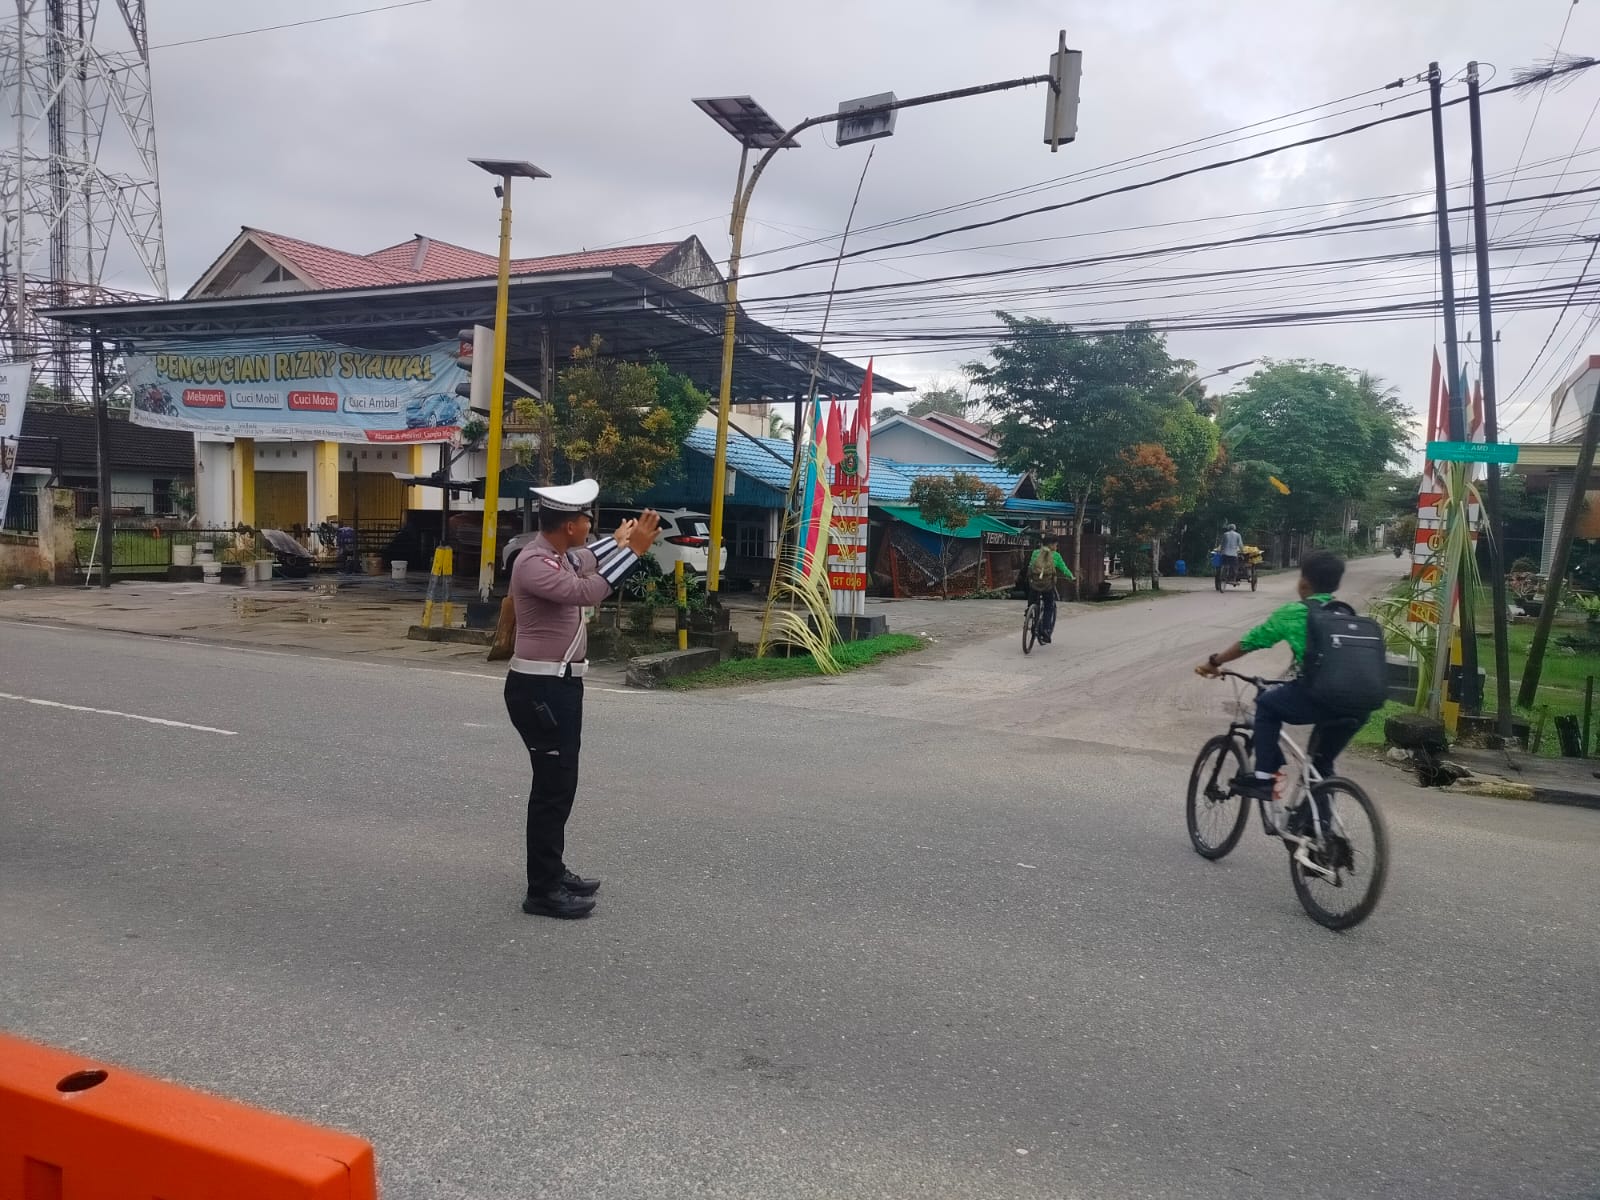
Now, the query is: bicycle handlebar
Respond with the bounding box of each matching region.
[1215,669,1289,690]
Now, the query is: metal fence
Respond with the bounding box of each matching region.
[2,489,39,534]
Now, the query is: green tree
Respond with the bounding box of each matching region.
[1103,443,1182,590]
[908,470,1005,598]
[552,336,682,500]
[1221,360,1412,540]
[908,381,968,418]
[970,314,1186,586]
[647,361,709,446]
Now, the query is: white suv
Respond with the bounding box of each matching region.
[503,507,726,577]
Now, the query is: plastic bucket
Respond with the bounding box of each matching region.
[391,560,407,581]
[171,545,194,567]
[1209,550,1222,568]
[200,562,222,584]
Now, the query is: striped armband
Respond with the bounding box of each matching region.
[590,536,638,587]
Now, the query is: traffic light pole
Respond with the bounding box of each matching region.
[705,63,1073,598]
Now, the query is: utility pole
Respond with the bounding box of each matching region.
[1427,61,1477,715]
[91,331,111,588]
[1467,60,1514,742]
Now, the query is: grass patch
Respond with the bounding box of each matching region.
[1352,700,1411,752]
[661,633,925,689]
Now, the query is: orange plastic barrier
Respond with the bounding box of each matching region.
[0,1033,376,1199]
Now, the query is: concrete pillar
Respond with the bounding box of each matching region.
[231,437,256,526]
[39,487,77,584]
[194,440,234,526]
[1542,476,1572,574]
[311,441,340,524]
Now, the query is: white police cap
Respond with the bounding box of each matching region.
[532,478,599,513]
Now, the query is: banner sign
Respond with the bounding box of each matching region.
[828,481,869,597]
[125,335,465,443]
[0,361,31,528]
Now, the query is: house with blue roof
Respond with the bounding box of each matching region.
[625,425,1105,597]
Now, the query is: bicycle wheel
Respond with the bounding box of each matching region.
[1249,569,1258,592]
[1214,570,1223,592]
[1289,777,1389,930]
[1185,735,1251,859]
[1022,603,1038,654]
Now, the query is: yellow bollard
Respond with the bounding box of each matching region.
[675,559,688,651]
[1441,629,1464,736]
[440,547,455,628]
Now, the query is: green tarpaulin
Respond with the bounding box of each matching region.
[878,504,1021,540]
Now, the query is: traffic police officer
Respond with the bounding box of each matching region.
[504,479,658,918]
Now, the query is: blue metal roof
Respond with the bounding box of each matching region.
[1004,496,1077,516]
[683,425,795,492]
[871,458,1025,503]
[666,433,1077,516]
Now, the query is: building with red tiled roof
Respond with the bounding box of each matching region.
[186,227,696,299]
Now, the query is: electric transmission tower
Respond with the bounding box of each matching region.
[0,0,167,404]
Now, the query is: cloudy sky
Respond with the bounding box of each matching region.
[93,0,1600,442]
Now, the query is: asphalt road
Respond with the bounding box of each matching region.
[3,558,1598,1199]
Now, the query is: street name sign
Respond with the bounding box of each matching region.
[1427,440,1519,464]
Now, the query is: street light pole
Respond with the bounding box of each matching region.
[1175,359,1257,401]
[468,158,549,600]
[697,45,1080,598]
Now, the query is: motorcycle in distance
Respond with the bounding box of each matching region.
[313,521,361,574]
[259,528,315,579]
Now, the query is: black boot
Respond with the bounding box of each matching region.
[522,887,596,919]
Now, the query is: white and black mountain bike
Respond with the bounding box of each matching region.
[1186,671,1389,930]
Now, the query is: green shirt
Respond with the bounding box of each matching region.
[1240,593,1333,664]
[1029,549,1074,580]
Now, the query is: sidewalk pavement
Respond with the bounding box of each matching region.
[0,576,1040,675]
[1445,744,1600,810]
[0,577,506,673]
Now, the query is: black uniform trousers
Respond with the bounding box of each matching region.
[504,670,585,895]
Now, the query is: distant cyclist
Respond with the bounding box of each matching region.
[1219,522,1244,583]
[1026,540,1074,645]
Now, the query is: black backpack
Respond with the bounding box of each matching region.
[1302,599,1388,714]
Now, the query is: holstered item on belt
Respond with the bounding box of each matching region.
[487,594,517,662]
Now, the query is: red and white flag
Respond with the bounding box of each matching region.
[1419,349,1446,504]
[856,359,874,486]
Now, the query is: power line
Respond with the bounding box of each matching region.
[718,185,1600,313]
[1489,0,1581,239]
[739,81,1430,262]
[1503,236,1600,415]
[732,65,1600,290]
[148,0,440,51]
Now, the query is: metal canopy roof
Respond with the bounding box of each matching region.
[40,264,903,401]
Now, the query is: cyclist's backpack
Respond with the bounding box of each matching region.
[1301,599,1389,714]
[1028,551,1058,593]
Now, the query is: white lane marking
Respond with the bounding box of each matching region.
[0,621,659,694]
[0,690,238,736]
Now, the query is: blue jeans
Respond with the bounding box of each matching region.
[1252,680,1361,778]
[1033,590,1057,637]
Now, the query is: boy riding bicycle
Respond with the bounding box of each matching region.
[1194,550,1366,834]
[1026,540,1074,645]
